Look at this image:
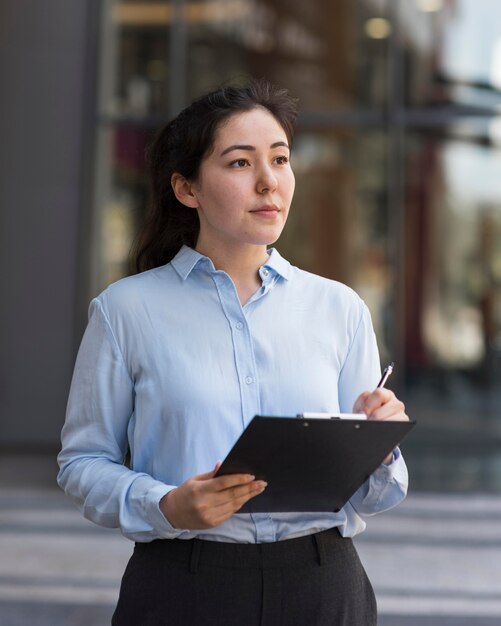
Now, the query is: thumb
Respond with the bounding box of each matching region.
[194,460,222,481]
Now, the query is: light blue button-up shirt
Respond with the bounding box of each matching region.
[57,246,408,543]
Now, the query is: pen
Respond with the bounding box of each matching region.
[377,361,394,389]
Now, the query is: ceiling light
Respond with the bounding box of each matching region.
[365,18,392,40]
[416,0,444,12]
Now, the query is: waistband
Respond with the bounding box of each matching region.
[134,527,349,572]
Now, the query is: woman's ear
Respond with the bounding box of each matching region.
[171,173,199,209]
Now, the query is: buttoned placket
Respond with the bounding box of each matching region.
[211,265,278,542]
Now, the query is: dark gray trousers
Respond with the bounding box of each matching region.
[112,527,377,626]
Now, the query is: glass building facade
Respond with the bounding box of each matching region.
[87,0,501,492]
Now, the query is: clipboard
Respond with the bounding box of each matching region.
[216,415,415,513]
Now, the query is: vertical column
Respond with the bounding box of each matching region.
[169,0,187,117]
[386,0,407,385]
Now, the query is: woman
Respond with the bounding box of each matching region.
[58,78,409,625]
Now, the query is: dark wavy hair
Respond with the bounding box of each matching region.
[131,78,299,273]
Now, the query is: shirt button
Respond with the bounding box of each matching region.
[262,269,269,276]
[245,376,254,385]
[235,322,244,330]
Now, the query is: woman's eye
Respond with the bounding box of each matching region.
[274,155,289,165]
[230,158,249,168]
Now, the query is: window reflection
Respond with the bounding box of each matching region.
[100,0,393,118]
[90,0,501,492]
[186,0,355,110]
[280,130,392,362]
[90,126,149,293]
[98,0,171,118]
[400,0,501,106]
[403,128,501,490]
[404,129,501,375]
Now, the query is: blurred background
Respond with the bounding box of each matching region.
[0,0,500,624]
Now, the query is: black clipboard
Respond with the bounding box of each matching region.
[216,415,415,513]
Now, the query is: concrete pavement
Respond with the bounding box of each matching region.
[355,493,501,624]
[1,462,500,625]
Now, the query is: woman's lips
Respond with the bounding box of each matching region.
[250,204,280,217]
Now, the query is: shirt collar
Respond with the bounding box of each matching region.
[263,248,292,281]
[170,245,292,281]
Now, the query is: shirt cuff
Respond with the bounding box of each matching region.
[385,447,400,465]
[374,447,406,483]
[143,483,189,539]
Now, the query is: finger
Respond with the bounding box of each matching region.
[200,480,268,527]
[192,460,233,482]
[212,481,268,519]
[353,391,371,414]
[210,472,257,492]
[206,479,266,510]
[369,403,408,421]
[234,481,267,506]
[362,388,394,415]
[211,479,267,508]
[193,467,221,481]
[187,480,266,528]
[191,481,266,528]
[189,473,258,504]
[367,393,407,420]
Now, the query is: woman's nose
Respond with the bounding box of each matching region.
[256,164,278,194]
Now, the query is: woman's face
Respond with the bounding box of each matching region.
[188,107,295,256]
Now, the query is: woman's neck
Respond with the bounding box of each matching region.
[195,243,270,305]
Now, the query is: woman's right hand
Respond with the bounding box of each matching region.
[159,462,267,530]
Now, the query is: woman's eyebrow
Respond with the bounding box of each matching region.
[220,144,255,156]
[220,141,290,157]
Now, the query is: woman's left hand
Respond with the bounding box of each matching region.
[353,388,409,464]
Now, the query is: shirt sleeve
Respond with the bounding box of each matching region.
[337,300,382,413]
[57,298,187,542]
[338,299,409,515]
[348,447,409,516]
